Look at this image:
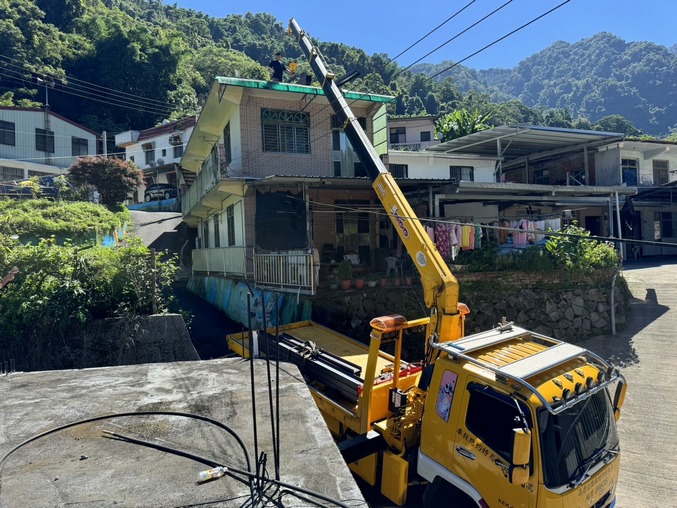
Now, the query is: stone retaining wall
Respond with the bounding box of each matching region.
[310,271,629,355]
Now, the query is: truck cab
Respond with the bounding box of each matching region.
[418,323,624,508]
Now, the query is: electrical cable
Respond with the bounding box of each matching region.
[389,0,478,62]
[246,294,261,495]
[275,192,677,250]
[0,67,175,117]
[391,0,514,80]
[0,68,175,117]
[0,412,358,508]
[0,55,176,111]
[426,0,572,83]
[234,3,573,179]
[274,292,281,482]
[260,296,280,482]
[102,429,251,487]
[0,410,255,503]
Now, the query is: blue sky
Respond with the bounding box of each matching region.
[173,0,676,70]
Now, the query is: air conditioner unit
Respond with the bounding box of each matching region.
[169,134,182,146]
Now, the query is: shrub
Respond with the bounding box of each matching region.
[453,223,618,275]
[0,237,179,371]
[545,223,619,273]
[0,199,128,239]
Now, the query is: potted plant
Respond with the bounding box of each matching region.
[327,271,339,290]
[379,273,388,287]
[354,274,366,289]
[366,273,379,288]
[336,259,353,290]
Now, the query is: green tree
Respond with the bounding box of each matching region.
[34,0,85,31]
[435,109,492,142]
[68,156,144,207]
[593,114,642,136]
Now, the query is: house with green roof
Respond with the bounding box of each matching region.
[180,76,394,324]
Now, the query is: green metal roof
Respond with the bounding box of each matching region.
[214,76,395,104]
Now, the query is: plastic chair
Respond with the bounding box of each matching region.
[385,256,403,280]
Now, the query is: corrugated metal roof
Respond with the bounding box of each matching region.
[214,76,395,104]
[425,124,624,161]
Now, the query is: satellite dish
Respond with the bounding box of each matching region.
[156,158,165,165]
[148,160,157,167]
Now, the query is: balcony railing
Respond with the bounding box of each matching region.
[191,247,315,294]
[254,251,315,294]
[192,246,249,275]
[389,142,422,151]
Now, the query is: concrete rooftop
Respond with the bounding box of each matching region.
[0,359,366,507]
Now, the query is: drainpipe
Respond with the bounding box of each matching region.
[615,192,624,267]
[610,265,619,336]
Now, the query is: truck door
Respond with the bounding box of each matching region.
[453,379,536,508]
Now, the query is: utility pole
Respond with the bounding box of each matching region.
[37,77,54,166]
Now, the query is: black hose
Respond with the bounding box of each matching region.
[246,294,261,495]
[0,410,252,474]
[275,292,281,480]
[262,294,279,480]
[107,430,360,508]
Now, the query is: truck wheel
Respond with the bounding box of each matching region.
[423,478,476,508]
[145,194,151,202]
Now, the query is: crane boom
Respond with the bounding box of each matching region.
[288,18,466,342]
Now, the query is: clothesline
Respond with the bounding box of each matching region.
[425,217,563,261]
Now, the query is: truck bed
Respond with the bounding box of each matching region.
[227,321,419,407]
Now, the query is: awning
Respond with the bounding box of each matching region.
[425,125,624,166]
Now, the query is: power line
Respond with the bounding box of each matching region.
[390,0,478,62]
[392,0,514,79]
[426,0,572,82]
[0,67,175,117]
[274,1,570,171]
[0,54,174,109]
[0,68,175,117]
[0,59,173,113]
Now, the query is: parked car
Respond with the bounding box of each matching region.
[144,183,177,202]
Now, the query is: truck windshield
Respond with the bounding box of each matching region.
[538,390,618,488]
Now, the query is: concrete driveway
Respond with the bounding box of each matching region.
[585,258,677,507]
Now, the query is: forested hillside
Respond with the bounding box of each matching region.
[412,33,677,135]
[1,0,674,137]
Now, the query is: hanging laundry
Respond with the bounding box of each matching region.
[435,223,451,260]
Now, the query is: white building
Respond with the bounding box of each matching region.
[0,107,99,181]
[115,117,196,202]
[388,116,438,151]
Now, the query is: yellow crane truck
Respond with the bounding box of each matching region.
[228,18,628,507]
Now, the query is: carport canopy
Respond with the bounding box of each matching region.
[425,124,624,166]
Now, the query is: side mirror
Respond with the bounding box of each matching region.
[511,428,531,466]
[613,381,627,422]
[509,428,530,485]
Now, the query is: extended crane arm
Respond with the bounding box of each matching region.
[288,18,465,342]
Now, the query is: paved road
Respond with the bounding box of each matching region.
[128,210,239,359]
[596,258,677,506]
